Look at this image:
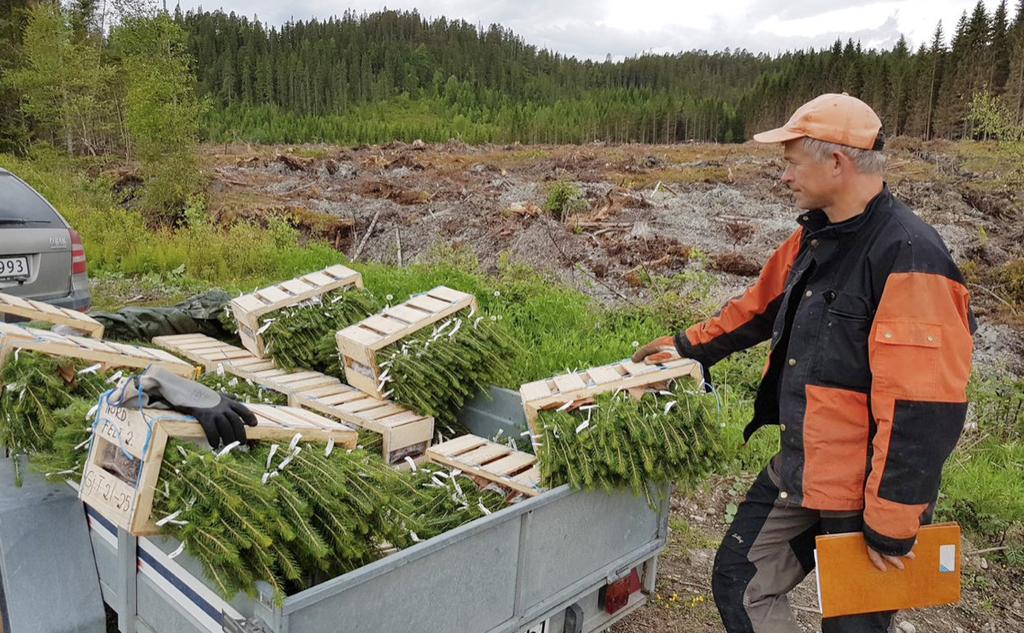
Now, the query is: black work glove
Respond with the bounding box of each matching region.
[178,393,258,449]
[109,367,259,449]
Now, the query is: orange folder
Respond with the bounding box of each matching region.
[814,522,961,618]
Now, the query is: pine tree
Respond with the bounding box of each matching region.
[992,0,1013,92]
[1008,0,1024,123]
[925,22,946,139]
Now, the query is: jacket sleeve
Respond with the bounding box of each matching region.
[675,228,803,367]
[863,239,974,556]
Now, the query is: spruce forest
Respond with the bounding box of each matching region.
[3,1,1024,149]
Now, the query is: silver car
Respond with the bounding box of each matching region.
[0,168,91,317]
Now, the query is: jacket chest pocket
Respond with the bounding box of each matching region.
[817,292,873,390]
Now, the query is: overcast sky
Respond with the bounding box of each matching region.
[176,0,1007,59]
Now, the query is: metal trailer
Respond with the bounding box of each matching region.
[4,388,672,633]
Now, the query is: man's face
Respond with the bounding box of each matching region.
[781,139,835,210]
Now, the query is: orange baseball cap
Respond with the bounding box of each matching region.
[753,93,884,151]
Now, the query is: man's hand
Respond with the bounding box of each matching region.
[866,544,915,572]
[632,336,677,363]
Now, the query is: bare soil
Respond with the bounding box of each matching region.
[200,140,1024,378]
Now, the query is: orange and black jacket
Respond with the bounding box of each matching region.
[675,185,975,556]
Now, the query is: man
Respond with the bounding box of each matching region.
[633,93,975,633]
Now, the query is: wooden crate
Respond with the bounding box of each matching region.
[426,434,541,497]
[153,333,434,464]
[292,381,434,465]
[230,264,363,357]
[519,356,704,437]
[335,286,477,399]
[80,398,358,536]
[0,322,195,378]
[0,291,104,338]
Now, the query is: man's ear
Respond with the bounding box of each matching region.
[831,151,845,176]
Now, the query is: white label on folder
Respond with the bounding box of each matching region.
[939,543,956,573]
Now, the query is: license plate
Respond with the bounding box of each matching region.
[0,256,29,280]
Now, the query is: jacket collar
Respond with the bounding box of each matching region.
[796,183,890,236]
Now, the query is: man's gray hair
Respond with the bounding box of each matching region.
[802,137,886,174]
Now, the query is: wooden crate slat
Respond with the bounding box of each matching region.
[552,373,587,393]
[292,383,345,399]
[277,375,339,391]
[230,358,277,371]
[426,435,542,497]
[458,443,511,466]
[429,434,487,457]
[230,264,363,357]
[360,315,407,335]
[324,264,356,279]
[425,286,469,303]
[374,410,424,428]
[587,366,623,385]
[278,279,314,295]
[337,323,381,346]
[231,295,267,314]
[486,452,537,476]
[317,390,368,406]
[0,293,33,309]
[0,291,104,338]
[274,368,321,378]
[255,286,291,304]
[338,398,388,413]
[57,333,106,349]
[30,300,63,316]
[80,401,358,535]
[301,271,333,286]
[405,295,450,313]
[357,403,407,420]
[620,361,659,378]
[518,380,552,401]
[251,369,290,379]
[519,356,704,436]
[0,324,194,377]
[510,466,542,491]
[382,304,428,324]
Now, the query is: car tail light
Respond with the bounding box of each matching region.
[69,229,87,275]
[600,568,642,615]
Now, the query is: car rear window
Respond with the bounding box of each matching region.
[0,173,64,227]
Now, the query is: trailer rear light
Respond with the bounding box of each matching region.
[600,567,642,615]
[69,229,87,275]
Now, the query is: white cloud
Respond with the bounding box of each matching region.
[173,0,1007,59]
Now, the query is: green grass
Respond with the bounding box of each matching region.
[0,149,341,289]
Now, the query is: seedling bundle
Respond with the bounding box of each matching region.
[535,381,723,506]
[229,264,365,359]
[520,356,718,506]
[337,286,519,432]
[259,286,379,376]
